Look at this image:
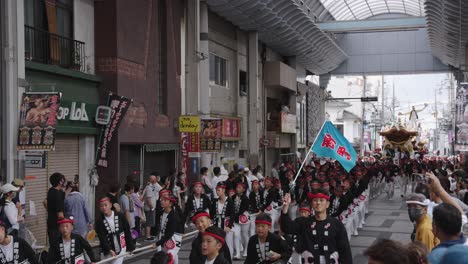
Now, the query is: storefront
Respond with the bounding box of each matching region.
[23,61,100,245]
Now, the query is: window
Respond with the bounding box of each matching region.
[209,53,228,87]
[239,70,247,96]
[336,124,344,135]
[157,0,167,114]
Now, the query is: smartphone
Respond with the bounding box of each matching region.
[414,173,430,184]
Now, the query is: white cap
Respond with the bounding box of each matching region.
[244,167,249,172]
[0,183,20,194]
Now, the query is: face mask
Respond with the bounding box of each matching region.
[408,208,423,222]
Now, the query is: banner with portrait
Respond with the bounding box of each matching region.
[17,92,62,150]
[200,119,222,152]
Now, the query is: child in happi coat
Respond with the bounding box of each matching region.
[261,178,281,232]
[95,197,135,264]
[184,182,211,224]
[190,210,232,264]
[248,180,264,238]
[48,216,98,264]
[201,226,230,264]
[232,182,250,259]
[210,182,235,259]
[0,220,37,264]
[244,213,292,264]
[155,193,183,264]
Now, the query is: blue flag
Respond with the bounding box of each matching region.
[311,121,358,172]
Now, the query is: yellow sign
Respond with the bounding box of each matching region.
[178,116,200,132]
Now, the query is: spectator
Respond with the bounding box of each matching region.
[406,241,429,264]
[201,167,213,198]
[363,239,410,264]
[428,203,467,264]
[120,183,136,229]
[439,244,468,264]
[131,183,145,236]
[406,193,439,251]
[144,173,162,241]
[211,167,228,199]
[0,184,22,237]
[47,172,66,244]
[64,183,93,238]
[106,183,121,213]
[271,162,279,180]
[175,172,187,210]
[11,179,25,220]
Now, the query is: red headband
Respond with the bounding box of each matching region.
[99,197,110,203]
[202,232,225,245]
[252,180,259,185]
[255,220,272,226]
[264,178,272,183]
[216,185,226,189]
[236,182,246,188]
[192,182,203,187]
[57,218,74,225]
[309,193,330,201]
[299,207,311,213]
[191,212,211,223]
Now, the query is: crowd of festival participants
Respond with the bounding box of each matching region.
[0,156,468,263]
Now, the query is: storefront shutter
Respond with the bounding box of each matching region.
[120,145,141,184]
[25,135,79,246]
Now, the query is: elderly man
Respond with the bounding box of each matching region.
[406,193,439,251]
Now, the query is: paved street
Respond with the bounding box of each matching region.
[124,188,413,264]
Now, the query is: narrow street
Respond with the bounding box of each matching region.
[124,189,412,264]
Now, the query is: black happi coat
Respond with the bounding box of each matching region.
[155,209,182,247]
[329,191,353,218]
[280,213,352,264]
[202,253,231,264]
[209,197,235,229]
[232,194,249,223]
[95,211,136,255]
[261,187,281,211]
[47,234,98,263]
[189,232,232,264]
[244,233,292,264]
[248,190,265,213]
[0,236,37,264]
[184,194,211,222]
[294,185,309,205]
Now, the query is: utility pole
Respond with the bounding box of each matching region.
[361,76,367,156]
[392,82,395,122]
[434,87,438,153]
[381,75,385,124]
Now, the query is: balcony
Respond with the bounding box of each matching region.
[24,25,86,72]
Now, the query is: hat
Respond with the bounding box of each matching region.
[57,216,74,225]
[244,167,250,172]
[191,210,211,223]
[0,184,19,194]
[202,226,226,245]
[406,193,429,206]
[12,179,24,187]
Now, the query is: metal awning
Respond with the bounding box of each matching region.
[206,0,348,75]
[144,144,179,152]
[425,0,468,69]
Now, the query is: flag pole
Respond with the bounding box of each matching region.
[292,121,327,185]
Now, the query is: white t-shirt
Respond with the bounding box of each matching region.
[159,212,169,240]
[4,201,19,230]
[195,197,201,209]
[63,240,71,259]
[259,242,266,260]
[144,183,162,211]
[205,259,215,264]
[0,237,14,262]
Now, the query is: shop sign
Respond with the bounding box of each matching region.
[179,116,200,133]
[25,151,47,168]
[200,119,222,152]
[17,92,62,151]
[95,106,112,125]
[222,117,241,140]
[96,94,132,168]
[57,102,89,121]
[281,113,297,134]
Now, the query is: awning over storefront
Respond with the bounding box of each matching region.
[206,0,347,74]
[144,144,180,152]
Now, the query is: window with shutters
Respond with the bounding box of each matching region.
[209,53,228,88]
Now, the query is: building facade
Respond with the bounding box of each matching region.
[94,0,183,196]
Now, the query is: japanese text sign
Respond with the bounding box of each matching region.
[312,121,357,172]
[222,117,241,140]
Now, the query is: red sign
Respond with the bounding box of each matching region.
[188,132,200,152]
[222,117,241,140]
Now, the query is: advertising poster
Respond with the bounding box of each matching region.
[200,119,222,152]
[222,117,241,140]
[17,92,61,150]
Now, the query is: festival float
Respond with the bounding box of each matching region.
[378,120,427,160]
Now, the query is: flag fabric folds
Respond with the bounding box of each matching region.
[311,121,358,172]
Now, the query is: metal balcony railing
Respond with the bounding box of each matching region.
[24,25,86,72]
